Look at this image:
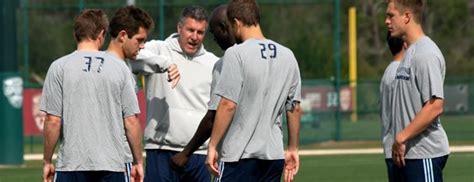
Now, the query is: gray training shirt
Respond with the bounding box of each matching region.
[40,51,140,171]
[213,39,302,162]
[208,58,223,110]
[391,36,449,159]
[379,60,400,159]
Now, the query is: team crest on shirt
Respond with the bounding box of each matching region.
[395,67,411,80]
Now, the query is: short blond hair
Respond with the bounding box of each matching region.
[388,0,425,23]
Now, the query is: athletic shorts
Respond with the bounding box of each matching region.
[385,155,449,182]
[144,149,210,182]
[124,162,132,182]
[215,159,284,182]
[55,171,125,182]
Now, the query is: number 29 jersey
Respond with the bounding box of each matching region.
[212,39,302,162]
[40,50,140,172]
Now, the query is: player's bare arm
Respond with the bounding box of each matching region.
[207,98,237,176]
[284,103,301,182]
[124,115,144,182]
[42,114,61,182]
[393,98,444,167]
[171,110,215,170]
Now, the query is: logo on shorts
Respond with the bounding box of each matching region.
[3,77,23,109]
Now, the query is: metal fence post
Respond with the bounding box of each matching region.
[333,0,342,141]
[0,0,24,166]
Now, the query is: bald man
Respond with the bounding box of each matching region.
[170,4,236,171]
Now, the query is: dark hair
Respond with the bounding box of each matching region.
[389,0,425,23]
[74,9,108,42]
[386,31,404,56]
[227,0,260,26]
[109,6,154,38]
[178,5,209,26]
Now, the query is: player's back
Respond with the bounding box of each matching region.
[42,50,139,171]
[214,39,301,162]
[233,39,299,117]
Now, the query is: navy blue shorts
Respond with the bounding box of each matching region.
[215,159,284,182]
[385,155,449,182]
[55,171,125,182]
[144,149,210,182]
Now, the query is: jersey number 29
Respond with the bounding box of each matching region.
[259,43,277,59]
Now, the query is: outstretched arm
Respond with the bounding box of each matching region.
[171,110,216,170]
[132,48,172,74]
[132,48,181,88]
[43,114,61,182]
[284,103,301,182]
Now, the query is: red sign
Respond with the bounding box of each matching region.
[23,89,147,136]
[23,89,44,136]
[300,86,353,112]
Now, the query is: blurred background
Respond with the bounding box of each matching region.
[0,0,473,181]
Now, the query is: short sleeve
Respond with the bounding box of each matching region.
[207,59,224,110]
[208,93,221,110]
[414,54,445,103]
[286,59,302,111]
[39,62,63,117]
[121,68,141,118]
[212,48,243,104]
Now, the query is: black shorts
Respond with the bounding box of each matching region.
[144,149,210,182]
[385,155,449,182]
[215,158,284,182]
[55,171,125,182]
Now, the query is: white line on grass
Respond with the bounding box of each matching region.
[24,146,474,160]
[299,145,474,156]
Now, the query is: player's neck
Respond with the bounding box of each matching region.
[107,40,125,60]
[240,24,265,42]
[405,24,425,46]
[393,51,404,62]
[77,40,101,52]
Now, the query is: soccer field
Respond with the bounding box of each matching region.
[295,152,474,182]
[1,152,472,182]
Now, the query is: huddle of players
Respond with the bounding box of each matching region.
[41,0,301,182]
[41,0,450,181]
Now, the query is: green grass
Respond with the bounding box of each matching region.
[0,160,43,182]
[341,114,474,141]
[1,153,472,182]
[295,152,474,182]
[12,114,472,181]
[23,114,474,153]
[297,154,387,182]
[296,113,474,145]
